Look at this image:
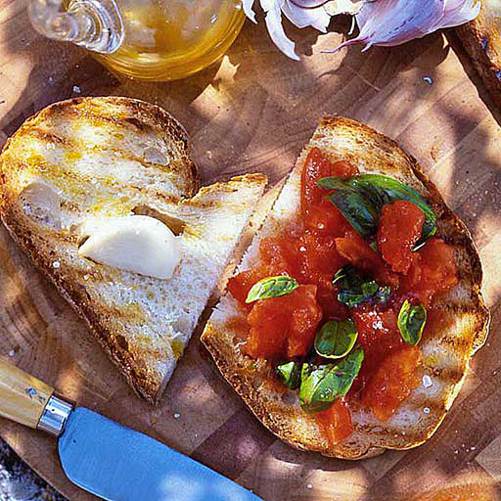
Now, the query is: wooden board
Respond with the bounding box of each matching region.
[0,2,500,499]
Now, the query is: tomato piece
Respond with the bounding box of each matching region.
[228,234,302,305]
[245,300,289,359]
[316,274,350,320]
[335,231,400,288]
[286,285,323,357]
[377,200,425,273]
[362,346,421,421]
[400,238,458,306]
[301,148,358,212]
[315,399,354,447]
[351,305,405,393]
[292,231,349,319]
[297,232,344,279]
[303,200,352,237]
[244,285,322,360]
[227,268,265,305]
[259,235,299,271]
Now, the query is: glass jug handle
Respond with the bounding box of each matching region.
[28,0,124,53]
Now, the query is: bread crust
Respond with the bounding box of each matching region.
[456,4,501,108]
[201,116,490,459]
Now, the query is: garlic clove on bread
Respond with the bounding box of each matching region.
[78,215,181,280]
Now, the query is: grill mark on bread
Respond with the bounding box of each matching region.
[23,126,186,173]
[25,127,68,147]
[18,132,193,201]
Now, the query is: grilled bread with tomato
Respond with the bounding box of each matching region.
[0,97,267,403]
[201,117,489,459]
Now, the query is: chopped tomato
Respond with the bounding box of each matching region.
[362,346,421,421]
[316,274,350,320]
[303,201,352,237]
[295,232,344,281]
[260,235,301,272]
[301,147,358,212]
[227,234,301,304]
[335,231,400,288]
[315,399,354,447]
[244,285,322,359]
[400,238,458,306]
[229,229,349,319]
[377,200,425,273]
[351,305,405,393]
[301,148,358,236]
[227,268,264,305]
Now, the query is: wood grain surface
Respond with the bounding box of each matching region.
[0,1,500,499]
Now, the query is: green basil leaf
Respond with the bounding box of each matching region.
[314,319,358,359]
[361,280,379,296]
[318,174,436,245]
[397,299,427,345]
[338,288,373,308]
[276,361,301,389]
[349,174,437,245]
[245,275,299,303]
[316,177,347,190]
[299,348,365,412]
[328,188,379,238]
[333,266,391,308]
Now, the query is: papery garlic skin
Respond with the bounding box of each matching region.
[243,0,481,59]
[331,0,481,52]
[243,0,358,59]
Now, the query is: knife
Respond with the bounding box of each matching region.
[0,358,260,501]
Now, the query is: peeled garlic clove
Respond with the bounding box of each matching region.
[78,215,181,280]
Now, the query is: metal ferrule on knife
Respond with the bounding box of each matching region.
[37,395,74,437]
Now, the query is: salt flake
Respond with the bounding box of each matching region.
[422,375,433,388]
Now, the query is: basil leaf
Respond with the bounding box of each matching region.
[333,266,391,308]
[316,176,348,191]
[314,319,358,359]
[318,174,436,245]
[397,299,427,345]
[299,348,365,412]
[328,188,379,238]
[245,275,299,303]
[276,361,301,389]
[318,177,379,237]
[349,174,437,245]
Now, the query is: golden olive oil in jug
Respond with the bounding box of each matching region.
[29,0,245,81]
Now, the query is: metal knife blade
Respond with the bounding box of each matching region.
[58,408,259,501]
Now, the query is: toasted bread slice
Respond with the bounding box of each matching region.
[456,1,501,108]
[0,97,267,403]
[201,117,489,459]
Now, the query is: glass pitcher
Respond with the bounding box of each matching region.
[29,0,245,81]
